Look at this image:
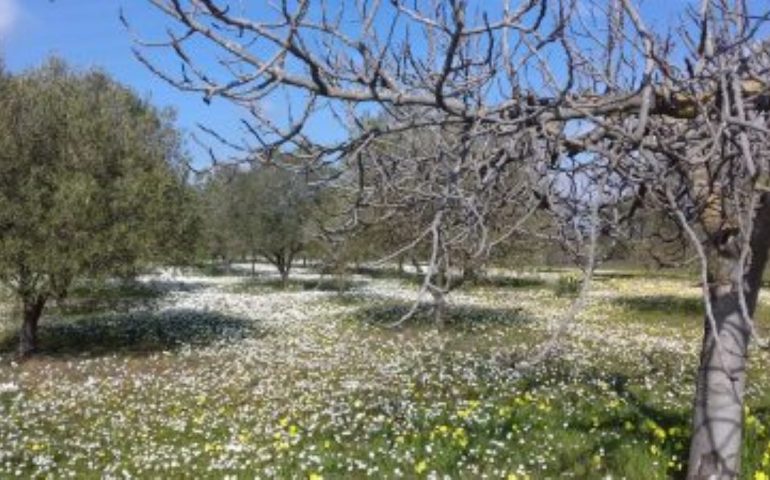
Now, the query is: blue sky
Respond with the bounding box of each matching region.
[2,0,768,168]
[1,0,249,167]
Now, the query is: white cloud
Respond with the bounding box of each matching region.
[0,0,19,38]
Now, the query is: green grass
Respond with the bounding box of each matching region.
[2,268,770,478]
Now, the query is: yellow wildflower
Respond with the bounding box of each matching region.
[415,460,428,474]
[276,441,290,451]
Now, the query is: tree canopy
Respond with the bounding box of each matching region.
[199,163,318,282]
[0,58,195,355]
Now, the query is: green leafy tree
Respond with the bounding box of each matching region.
[234,165,316,283]
[0,59,193,356]
[198,166,243,269]
[199,163,317,283]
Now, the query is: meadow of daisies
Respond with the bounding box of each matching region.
[0,264,769,479]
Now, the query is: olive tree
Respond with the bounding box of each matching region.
[200,164,316,282]
[0,59,192,356]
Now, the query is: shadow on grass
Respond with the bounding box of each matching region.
[514,364,692,479]
[190,263,256,277]
[592,270,647,280]
[613,295,704,318]
[346,266,423,283]
[234,276,364,293]
[349,300,532,330]
[349,266,550,291]
[467,276,547,289]
[50,280,185,317]
[0,309,263,357]
[343,359,695,479]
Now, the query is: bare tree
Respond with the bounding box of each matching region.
[131,1,770,477]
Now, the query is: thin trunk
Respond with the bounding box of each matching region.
[411,256,423,274]
[687,196,770,479]
[274,252,290,287]
[19,295,46,357]
[431,289,446,327]
[432,264,448,327]
[462,263,478,284]
[397,256,404,273]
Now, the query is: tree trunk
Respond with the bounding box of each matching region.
[411,256,423,274]
[687,196,770,479]
[431,290,447,327]
[19,295,46,357]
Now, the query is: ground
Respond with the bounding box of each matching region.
[0,264,769,479]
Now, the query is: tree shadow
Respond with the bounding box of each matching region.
[611,295,705,332]
[347,266,423,283]
[613,295,703,314]
[592,270,693,281]
[348,266,550,291]
[49,279,207,317]
[593,270,647,280]
[190,262,256,277]
[466,276,547,289]
[235,276,365,293]
[0,309,264,358]
[517,365,692,479]
[349,300,532,330]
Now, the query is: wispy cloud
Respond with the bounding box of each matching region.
[0,0,19,39]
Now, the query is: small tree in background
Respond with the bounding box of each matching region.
[200,164,316,284]
[0,59,193,356]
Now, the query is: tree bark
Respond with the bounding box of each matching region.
[687,195,770,479]
[19,295,46,357]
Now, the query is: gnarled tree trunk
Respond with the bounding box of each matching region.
[687,195,770,479]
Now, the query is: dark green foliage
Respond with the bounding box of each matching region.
[0,58,195,354]
[199,163,317,282]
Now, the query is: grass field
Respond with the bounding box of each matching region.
[0,265,769,479]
